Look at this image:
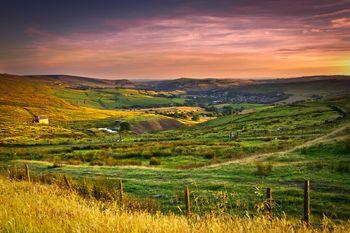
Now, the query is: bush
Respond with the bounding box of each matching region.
[66,159,84,165]
[255,162,273,176]
[192,114,200,121]
[141,151,152,159]
[334,162,350,173]
[47,163,63,169]
[149,157,161,166]
[203,152,216,159]
[89,160,104,166]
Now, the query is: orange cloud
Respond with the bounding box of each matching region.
[332,17,350,28]
[1,14,349,78]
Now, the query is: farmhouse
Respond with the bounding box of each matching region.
[34,115,49,124]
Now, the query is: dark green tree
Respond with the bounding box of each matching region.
[117,121,131,141]
[192,114,200,121]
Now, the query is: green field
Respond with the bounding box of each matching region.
[55,87,186,109]
[0,74,349,221]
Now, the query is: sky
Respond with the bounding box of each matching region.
[0,0,349,79]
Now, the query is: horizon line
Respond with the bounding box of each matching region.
[2,72,350,82]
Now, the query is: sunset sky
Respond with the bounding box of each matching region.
[0,0,349,79]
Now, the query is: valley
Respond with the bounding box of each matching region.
[0,73,349,221]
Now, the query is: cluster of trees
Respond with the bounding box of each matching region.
[153,110,201,121]
[222,105,244,115]
[203,105,244,117]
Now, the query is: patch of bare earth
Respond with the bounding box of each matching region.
[132,118,184,134]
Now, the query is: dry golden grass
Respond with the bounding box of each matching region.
[0,178,349,233]
[0,74,159,122]
[0,74,161,143]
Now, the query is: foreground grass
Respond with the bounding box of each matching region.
[0,178,349,233]
[5,136,349,219]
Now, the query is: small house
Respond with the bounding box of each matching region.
[34,115,49,124]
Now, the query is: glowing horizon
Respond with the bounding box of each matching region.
[0,0,349,79]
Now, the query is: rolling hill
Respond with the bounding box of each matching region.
[0,73,349,221]
[0,74,184,144]
[19,74,350,105]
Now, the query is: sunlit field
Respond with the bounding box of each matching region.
[0,74,349,232]
[1,178,349,233]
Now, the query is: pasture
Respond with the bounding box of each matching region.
[1,94,349,220]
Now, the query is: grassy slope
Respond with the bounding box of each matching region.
[1,95,348,167]
[54,87,186,109]
[0,74,161,144]
[1,178,349,233]
[0,74,349,221]
[244,78,350,103]
[14,130,349,219]
[3,96,349,219]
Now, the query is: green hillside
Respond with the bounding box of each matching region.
[0,74,173,144]
[54,87,185,109]
[0,74,349,220]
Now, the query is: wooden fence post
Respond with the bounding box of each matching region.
[184,186,190,218]
[119,179,123,204]
[24,164,30,182]
[63,175,71,191]
[266,187,272,216]
[304,180,310,226]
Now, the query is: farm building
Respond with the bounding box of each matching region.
[34,115,49,124]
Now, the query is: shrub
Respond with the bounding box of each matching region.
[334,162,350,173]
[89,161,104,166]
[300,147,308,154]
[66,159,84,165]
[104,157,119,166]
[47,163,63,169]
[149,157,161,166]
[192,114,200,121]
[141,151,152,159]
[203,152,216,159]
[255,162,273,176]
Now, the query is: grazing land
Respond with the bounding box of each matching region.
[1,178,350,233]
[0,74,349,230]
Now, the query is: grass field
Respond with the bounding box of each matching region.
[0,74,176,144]
[0,74,349,227]
[54,87,186,109]
[5,131,349,219]
[1,95,349,220]
[2,178,349,233]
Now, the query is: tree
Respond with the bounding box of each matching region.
[222,105,235,115]
[192,114,200,121]
[116,121,131,141]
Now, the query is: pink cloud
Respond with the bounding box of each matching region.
[1,14,349,78]
[332,17,350,27]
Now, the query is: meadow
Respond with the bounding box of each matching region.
[54,87,186,109]
[1,95,349,220]
[0,74,349,231]
[2,178,349,233]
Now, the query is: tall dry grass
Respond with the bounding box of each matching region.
[0,178,349,233]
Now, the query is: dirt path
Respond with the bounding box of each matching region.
[198,122,350,169]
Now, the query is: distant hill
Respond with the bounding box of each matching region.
[143,78,253,91]
[24,75,138,89]
[11,73,349,92]
[144,75,350,91]
[2,73,350,106]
